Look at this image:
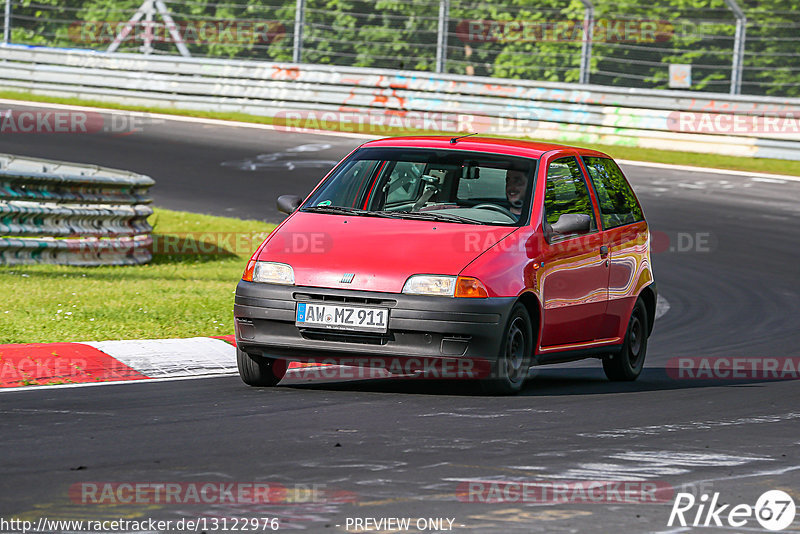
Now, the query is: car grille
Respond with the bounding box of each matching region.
[293,292,397,307]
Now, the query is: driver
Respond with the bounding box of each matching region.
[505,170,528,216]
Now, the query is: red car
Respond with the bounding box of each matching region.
[234,136,656,394]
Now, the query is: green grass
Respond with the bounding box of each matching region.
[0,208,276,344]
[2,89,799,177]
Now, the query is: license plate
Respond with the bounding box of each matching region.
[295,302,389,333]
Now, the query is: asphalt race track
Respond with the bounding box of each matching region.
[1,103,799,533]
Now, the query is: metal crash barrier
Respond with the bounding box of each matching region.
[1,45,800,161]
[0,153,154,265]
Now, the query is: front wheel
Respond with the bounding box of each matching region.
[482,303,533,395]
[237,348,287,387]
[603,299,649,381]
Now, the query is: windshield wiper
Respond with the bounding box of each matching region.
[302,206,483,224]
[302,206,409,219]
[301,205,371,216]
[377,210,483,225]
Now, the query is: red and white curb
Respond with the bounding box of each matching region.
[0,336,237,389]
[0,336,347,391]
[83,337,239,380]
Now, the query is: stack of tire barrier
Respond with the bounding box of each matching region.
[0,153,154,265]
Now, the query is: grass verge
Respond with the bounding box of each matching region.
[2,89,799,177]
[0,208,276,344]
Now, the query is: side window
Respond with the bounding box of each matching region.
[582,157,644,229]
[544,156,597,237]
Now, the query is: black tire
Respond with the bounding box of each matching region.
[603,299,649,381]
[482,303,534,395]
[237,348,287,387]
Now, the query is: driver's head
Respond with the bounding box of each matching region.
[505,170,528,214]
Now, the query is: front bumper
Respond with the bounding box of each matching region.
[234,281,515,366]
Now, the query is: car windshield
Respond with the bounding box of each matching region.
[301,147,537,226]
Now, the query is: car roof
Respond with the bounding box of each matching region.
[359,136,612,159]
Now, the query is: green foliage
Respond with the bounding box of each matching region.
[448,0,587,80]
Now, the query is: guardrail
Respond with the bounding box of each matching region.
[0,152,154,265]
[1,45,800,161]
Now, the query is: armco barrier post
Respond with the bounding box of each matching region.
[723,0,746,95]
[293,0,305,64]
[435,0,450,73]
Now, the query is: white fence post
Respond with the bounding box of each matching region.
[293,0,305,63]
[435,0,449,73]
[579,0,594,85]
[723,0,746,95]
[3,0,11,44]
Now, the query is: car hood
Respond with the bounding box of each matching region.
[257,212,517,293]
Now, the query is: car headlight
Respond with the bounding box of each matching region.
[403,275,456,296]
[402,275,489,298]
[243,261,295,285]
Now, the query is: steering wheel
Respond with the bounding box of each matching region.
[471,203,516,220]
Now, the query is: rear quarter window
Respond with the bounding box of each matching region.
[582,156,644,229]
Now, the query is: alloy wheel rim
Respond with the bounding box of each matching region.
[505,318,526,384]
[628,314,643,367]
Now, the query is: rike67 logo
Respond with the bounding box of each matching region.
[668,489,796,531]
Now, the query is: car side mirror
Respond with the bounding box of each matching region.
[548,213,591,238]
[277,194,303,214]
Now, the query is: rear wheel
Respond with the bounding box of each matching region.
[603,299,648,381]
[237,348,287,387]
[482,303,533,395]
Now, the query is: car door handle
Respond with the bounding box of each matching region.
[600,245,609,256]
